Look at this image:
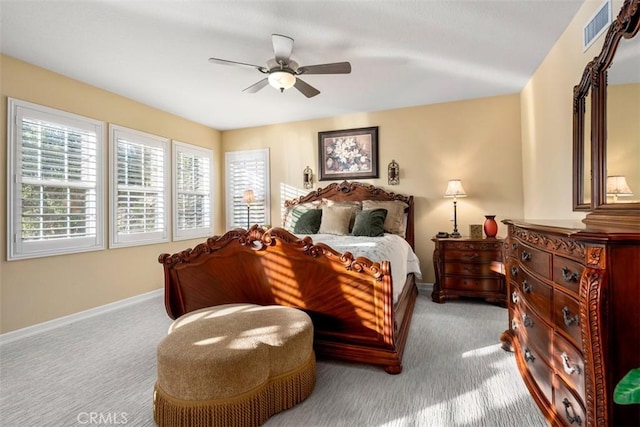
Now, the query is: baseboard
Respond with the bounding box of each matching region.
[416,282,433,293]
[0,288,163,346]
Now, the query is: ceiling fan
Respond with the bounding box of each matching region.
[208,34,351,98]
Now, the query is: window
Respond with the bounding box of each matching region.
[225,149,270,230]
[109,125,169,247]
[172,141,213,240]
[7,98,105,260]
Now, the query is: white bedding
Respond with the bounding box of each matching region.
[297,233,422,302]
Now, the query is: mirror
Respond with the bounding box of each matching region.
[574,0,640,229]
[572,64,593,210]
[604,36,639,205]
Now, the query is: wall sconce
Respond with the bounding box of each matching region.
[303,166,313,189]
[606,175,633,203]
[388,160,399,185]
[242,189,255,229]
[444,179,467,238]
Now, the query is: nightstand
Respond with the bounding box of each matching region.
[431,236,506,306]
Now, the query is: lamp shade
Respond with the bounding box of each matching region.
[606,175,633,195]
[242,189,256,204]
[444,179,467,198]
[268,71,296,91]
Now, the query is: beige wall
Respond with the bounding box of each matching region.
[222,94,525,283]
[520,0,625,219]
[0,55,223,333]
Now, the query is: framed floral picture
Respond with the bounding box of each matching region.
[318,126,379,181]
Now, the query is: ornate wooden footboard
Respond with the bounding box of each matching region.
[159,226,418,374]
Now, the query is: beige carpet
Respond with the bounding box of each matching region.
[0,286,546,426]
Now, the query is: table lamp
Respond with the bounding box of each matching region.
[444,179,467,238]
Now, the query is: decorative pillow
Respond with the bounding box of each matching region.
[322,199,361,230]
[283,202,321,232]
[293,209,322,234]
[361,200,409,237]
[318,206,355,235]
[351,209,388,237]
[322,199,362,210]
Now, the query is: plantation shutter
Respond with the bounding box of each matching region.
[225,149,270,230]
[173,141,213,240]
[7,98,105,260]
[109,125,170,247]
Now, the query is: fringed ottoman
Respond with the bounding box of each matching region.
[153,303,316,427]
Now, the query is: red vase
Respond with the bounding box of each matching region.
[484,215,498,238]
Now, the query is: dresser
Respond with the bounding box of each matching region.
[431,237,506,306]
[501,220,640,426]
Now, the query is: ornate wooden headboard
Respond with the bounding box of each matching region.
[284,181,415,249]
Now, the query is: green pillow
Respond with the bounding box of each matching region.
[351,208,388,237]
[293,209,323,234]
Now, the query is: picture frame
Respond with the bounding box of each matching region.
[318,126,379,181]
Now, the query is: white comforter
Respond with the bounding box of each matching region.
[296,233,422,302]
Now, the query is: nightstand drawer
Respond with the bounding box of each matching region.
[444,249,500,263]
[444,262,497,276]
[442,276,502,292]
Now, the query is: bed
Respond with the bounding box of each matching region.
[158,181,421,374]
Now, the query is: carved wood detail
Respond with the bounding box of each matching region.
[579,268,608,427]
[510,225,586,260]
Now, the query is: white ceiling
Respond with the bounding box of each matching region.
[1,0,584,131]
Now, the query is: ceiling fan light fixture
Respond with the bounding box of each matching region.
[268,70,296,92]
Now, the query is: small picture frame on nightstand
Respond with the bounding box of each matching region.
[469,224,483,239]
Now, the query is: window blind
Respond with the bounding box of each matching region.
[7,98,105,260]
[173,141,213,240]
[225,149,270,230]
[109,125,169,247]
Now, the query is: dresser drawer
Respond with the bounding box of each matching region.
[444,249,499,263]
[518,342,552,404]
[443,276,502,292]
[552,255,584,296]
[518,243,552,280]
[554,375,587,427]
[553,290,582,347]
[514,302,550,357]
[513,267,552,318]
[552,332,585,402]
[444,262,496,276]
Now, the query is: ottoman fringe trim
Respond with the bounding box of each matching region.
[153,353,316,427]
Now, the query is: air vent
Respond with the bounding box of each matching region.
[584,0,611,51]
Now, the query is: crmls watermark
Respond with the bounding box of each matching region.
[77,412,129,425]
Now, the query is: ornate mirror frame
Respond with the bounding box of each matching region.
[572,61,593,211]
[574,0,640,229]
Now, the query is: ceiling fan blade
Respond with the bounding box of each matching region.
[272,34,294,65]
[209,57,268,73]
[294,78,320,98]
[242,78,269,93]
[297,62,351,75]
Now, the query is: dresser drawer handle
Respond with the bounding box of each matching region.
[521,251,532,261]
[524,348,535,363]
[511,319,518,330]
[561,352,582,376]
[511,242,517,251]
[511,291,519,304]
[523,314,534,328]
[464,253,479,260]
[522,280,532,293]
[561,266,580,283]
[562,306,579,327]
[562,398,582,425]
[511,266,519,276]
